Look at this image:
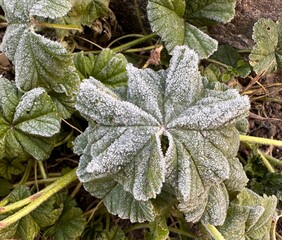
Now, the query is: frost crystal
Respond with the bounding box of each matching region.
[74,46,250,223]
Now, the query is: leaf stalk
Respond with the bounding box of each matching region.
[0,168,78,229]
[204,224,225,240]
[240,135,282,147]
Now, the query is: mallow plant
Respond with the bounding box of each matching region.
[0,0,280,239]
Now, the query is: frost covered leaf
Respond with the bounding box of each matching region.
[218,188,277,240]
[0,78,60,160]
[74,49,128,87]
[0,0,80,94]
[249,18,282,74]
[75,46,250,223]
[185,0,236,24]
[147,0,218,58]
[30,0,72,18]
[44,192,86,240]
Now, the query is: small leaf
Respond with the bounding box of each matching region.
[74,49,128,88]
[147,0,218,57]
[249,18,282,74]
[0,78,60,160]
[97,226,127,240]
[218,188,277,240]
[145,218,169,240]
[0,157,26,179]
[44,192,86,240]
[61,0,109,27]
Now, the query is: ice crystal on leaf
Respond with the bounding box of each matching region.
[74,46,250,223]
[0,0,79,94]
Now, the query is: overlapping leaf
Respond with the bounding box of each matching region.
[74,49,128,88]
[0,78,60,160]
[0,0,79,94]
[147,0,218,58]
[218,188,277,240]
[249,18,282,74]
[74,46,250,223]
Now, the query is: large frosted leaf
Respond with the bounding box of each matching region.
[0,0,79,94]
[218,189,277,240]
[147,0,218,57]
[249,18,282,74]
[185,0,236,24]
[74,46,250,223]
[0,78,60,160]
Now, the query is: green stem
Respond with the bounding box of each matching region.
[240,135,282,147]
[18,159,33,185]
[34,21,83,32]
[13,177,61,188]
[204,224,225,240]
[0,168,78,229]
[111,33,157,53]
[124,223,151,233]
[237,49,252,53]
[257,150,275,173]
[107,34,145,48]
[133,0,149,36]
[0,198,9,208]
[168,226,198,238]
[206,58,230,69]
[38,161,47,179]
[262,153,282,166]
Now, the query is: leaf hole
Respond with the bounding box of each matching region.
[160,134,169,156]
[266,27,271,30]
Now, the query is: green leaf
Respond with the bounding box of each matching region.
[145,218,169,240]
[62,0,109,27]
[0,0,79,94]
[218,188,277,240]
[185,0,237,25]
[249,18,282,74]
[74,49,128,87]
[75,46,250,223]
[0,157,26,179]
[0,178,13,197]
[0,78,60,160]
[147,0,218,58]
[97,226,127,240]
[44,192,86,240]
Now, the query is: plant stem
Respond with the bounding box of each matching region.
[38,160,47,179]
[257,150,275,173]
[240,135,282,147]
[124,223,151,233]
[111,33,157,53]
[13,177,61,188]
[205,58,230,69]
[168,226,198,238]
[0,168,78,229]
[262,153,282,166]
[18,159,33,185]
[204,224,225,240]
[107,34,145,48]
[33,21,82,32]
[0,198,9,208]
